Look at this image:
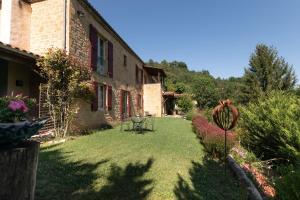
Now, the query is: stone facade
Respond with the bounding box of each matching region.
[0,0,31,50]
[30,0,66,54]
[68,0,144,129]
[143,83,163,117]
[0,0,161,131]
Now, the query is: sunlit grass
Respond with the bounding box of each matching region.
[36,118,247,200]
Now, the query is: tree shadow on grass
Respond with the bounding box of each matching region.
[84,158,154,200]
[174,157,247,200]
[35,144,109,200]
[36,144,154,200]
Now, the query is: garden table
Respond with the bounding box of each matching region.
[131,116,145,133]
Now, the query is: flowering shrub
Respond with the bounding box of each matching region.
[37,48,92,137]
[192,115,236,159]
[0,95,35,123]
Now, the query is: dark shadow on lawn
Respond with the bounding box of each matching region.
[122,128,155,135]
[36,145,154,200]
[35,145,109,200]
[174,157,247,200]
[84,158,154,200]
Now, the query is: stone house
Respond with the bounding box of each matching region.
[0,0,166,130]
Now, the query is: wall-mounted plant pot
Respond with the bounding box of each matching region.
[0,140,40,200]
[0,119,47,147]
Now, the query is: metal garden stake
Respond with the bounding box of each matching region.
[212,99,239,175]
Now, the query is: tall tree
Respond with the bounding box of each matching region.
[242,44,297,102]
[192,76,220,108]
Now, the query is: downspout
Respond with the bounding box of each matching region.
[63,0,67,50]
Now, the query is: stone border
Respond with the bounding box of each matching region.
[227,155,263,200]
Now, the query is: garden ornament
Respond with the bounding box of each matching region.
[212,99,239,175]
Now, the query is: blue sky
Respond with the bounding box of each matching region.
[89,0,300,79]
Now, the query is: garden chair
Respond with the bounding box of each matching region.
[131,115,146,133]
[120,113,132,132]
[144,115,155,131]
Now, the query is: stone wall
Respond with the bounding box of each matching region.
[0,0,151,130]
[30,0,66,55]
[143,83,162,117]
[69,0,144,129]
[10,0,31,50]
[0,0,31,50]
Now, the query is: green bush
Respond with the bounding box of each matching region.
[201,108,213,123]
[240,91,300,163]
[185,110,195,121]
[275,169,300,200]
[177,95,193,113]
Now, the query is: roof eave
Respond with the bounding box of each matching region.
[0,42,39,61]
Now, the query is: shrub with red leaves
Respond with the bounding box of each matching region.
[192,115,236,159]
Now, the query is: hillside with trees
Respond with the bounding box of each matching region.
[146,44,297,109]
[146,59,245,108]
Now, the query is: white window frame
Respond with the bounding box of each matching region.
[96,36,107,75]
[98,84,106,111]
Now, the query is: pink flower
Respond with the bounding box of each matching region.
[8,100,29,113]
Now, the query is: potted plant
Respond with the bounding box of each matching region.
[0,94,46,200]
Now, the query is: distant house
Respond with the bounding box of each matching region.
[0,0,167,130]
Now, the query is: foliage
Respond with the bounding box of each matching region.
[36,48,92,138]
[0,95,35,123]
[216,77,245,104]
[173,82,187,94]
[176,95,193,113]
[146,60,211,95]
[192,115,236,159]
[185,109,198,121]
[241,44,297,103]
[200,108,213,122]
[192,76,220,108]
[292,85,300,97]
[146,60,245,106]
[239,91,300,163]
[275,169,300,200]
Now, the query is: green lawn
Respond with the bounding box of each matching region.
[36,118,247,200]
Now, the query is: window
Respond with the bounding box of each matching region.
[137,94,142,109]
[123,55,127,66]
[136,66,143,84]
[98,84,106,110]
[135,65,138,83]
[107,86,112,111]
[121,90,131,117]
[97,36,107,75]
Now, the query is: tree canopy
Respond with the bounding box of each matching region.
[241,44,297,103]
[146,43,297,108]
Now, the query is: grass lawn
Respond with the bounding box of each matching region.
[36,118,247,200]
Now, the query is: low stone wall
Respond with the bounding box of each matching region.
[227,155,263,200]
